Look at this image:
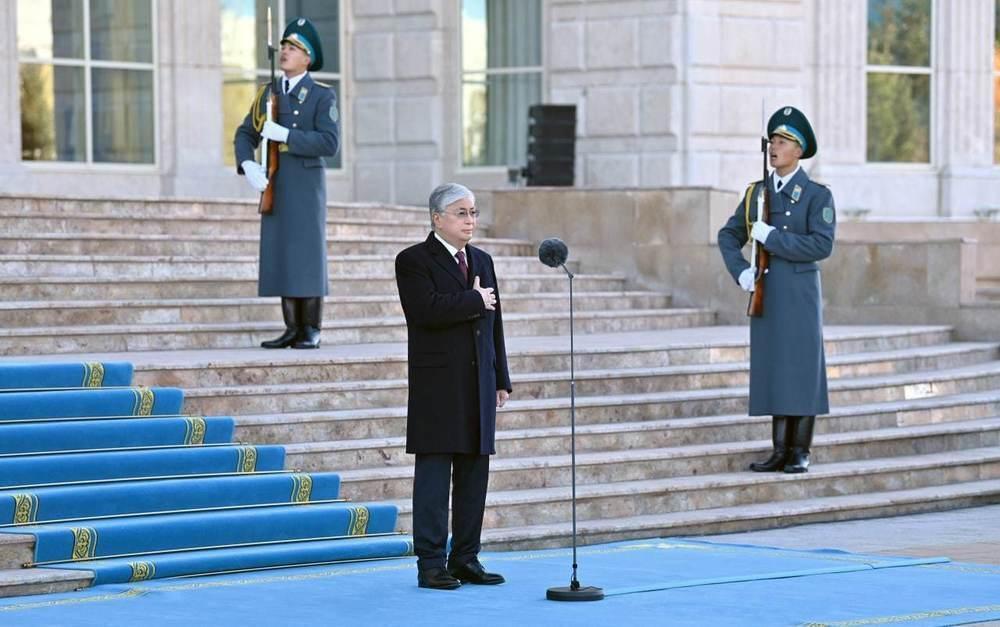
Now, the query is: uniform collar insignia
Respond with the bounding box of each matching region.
[791,184,802,202]
[297,86,308,103]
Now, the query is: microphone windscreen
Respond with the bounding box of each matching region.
[538,238,569,268]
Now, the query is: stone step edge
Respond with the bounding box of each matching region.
[0,233,532,245]
[283,416,1000,458]
[0,211,430,226]
[325,431,1000,482]
[0,308,703,339]
[0,567,93,599]
[0,272,626,286]
[478,478,1000,545]
[0,291,665,312]
[0,253,550,264]
[185,357,1000,399]
[234,385,1000,427]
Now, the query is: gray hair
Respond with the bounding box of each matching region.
[428,183,475,227]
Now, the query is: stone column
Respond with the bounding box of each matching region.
[0,2,21,188]
[935,0,997,216]
[351,0,445,205]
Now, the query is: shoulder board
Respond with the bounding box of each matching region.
[313,81,332,90]
[807,179,831,190]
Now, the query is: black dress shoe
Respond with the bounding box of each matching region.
[417,567,461,590]
[448,560,505,585]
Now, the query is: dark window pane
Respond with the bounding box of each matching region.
[285,0,340,73]
[866,73,930,162]
[867,0,931,67]
[17,0,84,59]
[92,68,155,163]
[20,63,86,161]
[463,72,541,167]
[486,0,541,68]
[90,0,153,63]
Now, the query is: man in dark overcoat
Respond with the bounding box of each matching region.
[395,183,513,590]
[234,17,339,349]
[718,106,836,474]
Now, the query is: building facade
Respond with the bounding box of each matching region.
[1,0,997,215]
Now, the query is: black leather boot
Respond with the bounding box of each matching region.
[260,297,299,349]
[784,416,815,473]
[749,416,790,472]
[292,297,322,349]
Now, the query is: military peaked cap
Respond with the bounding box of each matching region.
[767,106,816,159]
[281,17,324,72]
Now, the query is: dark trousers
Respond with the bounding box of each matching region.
[412,453,490,571]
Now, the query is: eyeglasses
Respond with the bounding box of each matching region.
[443,209,480,219]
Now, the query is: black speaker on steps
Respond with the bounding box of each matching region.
[524,104,576,186]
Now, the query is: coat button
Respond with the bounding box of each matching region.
[782,225,788,230]
[472,360,477,367]
[293,110,299,115]
[292,123,298,128]
[785,211,791,216]
[476,329,481,337]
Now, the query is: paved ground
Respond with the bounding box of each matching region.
[703,504,1000,565]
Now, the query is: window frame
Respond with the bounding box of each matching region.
[456,0,546,173]
[221,0,346,173]
[17,0,160,171]
[863,0,936,165]
[994,0,999,165]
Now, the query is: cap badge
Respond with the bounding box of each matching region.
[783,107,792,115]
[297,18,305,26]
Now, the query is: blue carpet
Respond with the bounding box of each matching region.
[0,445,286,489]
[26,502,398,565]
[1,539,998,626]
[0,387,183,420]
[0,362,133,390]
[0,416,234,454]
[0,472,340,525]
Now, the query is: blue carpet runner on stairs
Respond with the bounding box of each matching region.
[0,361,410,588]
[0,361,133,390]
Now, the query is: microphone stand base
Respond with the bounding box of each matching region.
[546,585,604,602]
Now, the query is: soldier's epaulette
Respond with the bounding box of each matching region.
[809,179,831,189]
[313,80,332,90]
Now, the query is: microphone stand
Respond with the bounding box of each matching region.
[546,258,604,602]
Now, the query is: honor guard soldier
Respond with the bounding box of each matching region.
[234,17,340,349]
[718,106,836,473]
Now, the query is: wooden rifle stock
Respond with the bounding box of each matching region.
[258,89,279,215]
[747,137,770,317]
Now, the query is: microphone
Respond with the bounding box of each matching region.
[538,238,569,268]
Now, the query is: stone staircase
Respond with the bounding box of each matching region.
[3,195,1000,594]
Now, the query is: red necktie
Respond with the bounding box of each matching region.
[456,250,469,283]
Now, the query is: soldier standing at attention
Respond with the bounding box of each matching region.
[718,106,836,474]
[235,17,340,349]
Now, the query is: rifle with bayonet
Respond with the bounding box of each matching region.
[747,119,770,317]
[258,6,278,215]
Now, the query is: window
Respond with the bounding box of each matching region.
[18,0,156,164]
[461,0,542,168]
[220,0,342,168]
[866,0,932,163]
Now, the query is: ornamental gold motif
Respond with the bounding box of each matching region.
[291,474,313,503]
[82,362,105,387]
[238,446,258,473]
[71,527,97,560]
[349,507,370,536]
[185,417,207,445]
[129,561,156,582]
[13,494,38,525]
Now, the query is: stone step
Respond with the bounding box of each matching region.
[328,432,1000,504]
[480,477,1000,550]
[267,387,1000,467]
[116,325,953,388]
[185,357,1000,420]
[387,433,1000,532]
[0,254,566,280]
[0,234,534,257]
[0,273,626,301]
[0,196,428,221]
[0,567,92,599]
[0,291,670,329]
[0,212,430,238]
[234,388,1000,447]
[0,308,712,356]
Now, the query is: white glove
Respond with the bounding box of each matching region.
[751,221,775,244]
[261,120,290,143]
[241,160,268,193]
[738,267,755,292]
